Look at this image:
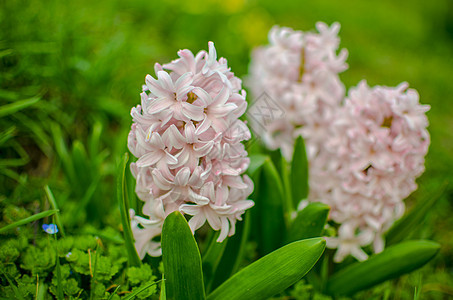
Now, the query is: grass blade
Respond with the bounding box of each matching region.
[0,209,58,234]
[117,153,141,267]
[326,240,440,296]
[44,185,65,237]
[207,238,326,300]
[53,226,64,300]
[107,285,121,300]
[162,211,206,300]
[0,96,40,118]
[122,280,162,300]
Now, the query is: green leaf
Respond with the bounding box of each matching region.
[280,154,294,221]
[291,136,309,209]
[162,211,206,300]
[117,153,141,267]
[386,182,449,246]
[202,232,228,293]
[160,275,166,300]
[326,240,440,296]
[207,238,326,300]
[0,209,59,234]
[210,212,251,291]
[286,202,330,244]
[252,157,286,255]
[44,185,65,237]
[0,96,40,118]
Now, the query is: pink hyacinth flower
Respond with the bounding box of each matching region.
[128,42,254,258]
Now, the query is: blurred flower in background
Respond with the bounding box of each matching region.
[247,23,430,262]
[247,22,348,160]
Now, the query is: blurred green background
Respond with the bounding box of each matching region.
[1,0,453,298]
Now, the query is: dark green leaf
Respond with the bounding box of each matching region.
[254,157,286,255]
[291,136,309,209]
[386,182,449,245]
[326,240,440,296]
[210,212,251,291]
[286,202,330,244]
[162,211,206,300]
[202,232,228,293]
[207,238,326,300]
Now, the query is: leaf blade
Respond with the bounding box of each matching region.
[0,96,40,118]
[162,211,206,300]
[326,240,440,296]
[291,136,309,208]
[286,202,330,244]
[207,238,326,300]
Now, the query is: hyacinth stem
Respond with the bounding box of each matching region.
[117,152,141,267]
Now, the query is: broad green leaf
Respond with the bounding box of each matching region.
[254,157,286,255]
[326,240,440,296]
[45,185,65,237]
[291,136,309,209]
[210,212,251,291]
[117,153,141,267]
[0,96,40,118]
[386,182,448,246]
[162,211,206,300]
[286,202,330,244]
[207,238,326,300]
[0,209,58,234]
[202,232,228,293]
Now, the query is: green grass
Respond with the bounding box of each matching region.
[1,0,452,298]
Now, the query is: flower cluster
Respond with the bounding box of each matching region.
[128,42,254,258]
[319,81,430,262]
[247,22,348,160]
[248,23,430,262]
